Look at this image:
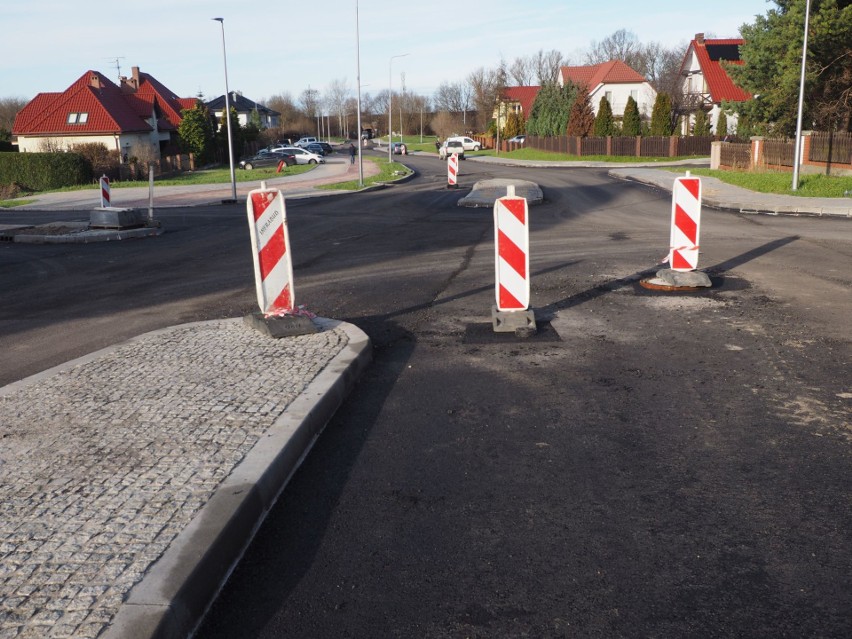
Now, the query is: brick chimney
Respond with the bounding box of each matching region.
[695,33,705,45]
[89,72,104,89]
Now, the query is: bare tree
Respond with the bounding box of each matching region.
[0,96,29,134]
[467,64,507,131]
[585,29,644,69]
[431,111,465,139]
[532,49,565,85]
[509,56,534,86]
[299,88,320,119]
[325,78,350,136]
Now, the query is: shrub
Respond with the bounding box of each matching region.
[0,152,91,190]
[650,93,674,136]
[622,97,642,136]
[594,96,615,136]
[70,142,118,178]
[716,110,728,137]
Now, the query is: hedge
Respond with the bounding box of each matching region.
[0,152,92,191]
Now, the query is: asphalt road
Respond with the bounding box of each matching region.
[2,153,851,637]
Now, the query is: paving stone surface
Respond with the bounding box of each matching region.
[0,320,347,638]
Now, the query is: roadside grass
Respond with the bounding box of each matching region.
[318,157,412,191]
[3,164,317,198]
[0,199,30,209]
[469,148,702,163]
[667,167,852,198]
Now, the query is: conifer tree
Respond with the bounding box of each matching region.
[650,92,673,136]
[594,96,615,136]
[692,109,710,136]
[716,110,728,137]
[622,96,641,136]
[567,85,595,137]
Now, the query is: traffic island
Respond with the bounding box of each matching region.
[459,179,543,208]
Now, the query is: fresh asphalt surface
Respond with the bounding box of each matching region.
[2,150,851,637]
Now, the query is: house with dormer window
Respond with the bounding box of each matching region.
[559,60,657,119]
[206,92,280,129]
[679,33,751,134]
[12,67,196,160]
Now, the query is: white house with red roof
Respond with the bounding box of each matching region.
[12,67,196,160]
[679,33,751,134]
[559,60,657,119]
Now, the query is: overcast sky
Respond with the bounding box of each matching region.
[1,0,771,104]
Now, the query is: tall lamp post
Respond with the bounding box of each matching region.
[212,17,237,203]
[388,53,409,163]
[355,1,363,186]
[791,0,811,191]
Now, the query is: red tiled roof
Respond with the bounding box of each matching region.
[560,60,646,90]
[502,86,541,115]
[12,68,193,137]
[689,38,751,102]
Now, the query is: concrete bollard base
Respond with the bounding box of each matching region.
[492,306,537,335]
[243,312,318,338]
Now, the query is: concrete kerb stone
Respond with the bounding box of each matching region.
[101,317,372,639]
[608,168,852,218]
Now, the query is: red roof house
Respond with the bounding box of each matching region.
[679,33,751,133]
[12,67,197,159]
[559,60,657,119]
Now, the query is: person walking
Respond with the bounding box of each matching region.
[349,142,356,164]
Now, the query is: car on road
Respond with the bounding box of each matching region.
[305,142,334,156]
[294,136,318,148]
[268,146,325,165]
[238,151,296,170]
[507,135,526,145]
[392,142,408,155]
[446,135,481,152]
[438,140,465,160]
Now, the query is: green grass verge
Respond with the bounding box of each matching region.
[0,199,31,208]
[667,168,852,198]
[317,157,412,191]
[470,148,702,163]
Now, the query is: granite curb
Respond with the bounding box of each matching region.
[0,317,371,639]
[101,318,372,639]
[608,168,852,218]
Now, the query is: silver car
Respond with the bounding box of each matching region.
[267,146,325,165]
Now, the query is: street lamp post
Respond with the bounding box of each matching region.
[792,0,812,191]
[388,53,409,163]
[355,1,363,186]
[212,17,237,203]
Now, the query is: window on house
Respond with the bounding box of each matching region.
[66,112,89,124]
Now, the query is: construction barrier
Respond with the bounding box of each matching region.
[668,175,702,271]
[246,186,294,316]
[99,175,110,208]
[447,154,458,188]
[494,186,530,311]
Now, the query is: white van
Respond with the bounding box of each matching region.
[446,136,481,152]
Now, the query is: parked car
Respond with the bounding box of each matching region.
[439,140,465,160]
[392,142,406,155]
[294,136,318,148]
[305,142,329,156]
[316,141,334,155]
[446,135,481,152]
[268,146,325,165]
[238,151,296,170]
[507,135,526,145]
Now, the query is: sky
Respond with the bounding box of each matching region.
[0,0,772,105]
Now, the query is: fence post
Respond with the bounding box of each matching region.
[801,131,814,170]
[606,136,612,157]
[750,136,765,170]
[636,136,642,157]
[190,152,196,171]
[669,136,678,158]
[710,141,722,169]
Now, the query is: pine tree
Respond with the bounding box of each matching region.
[716,110,728,137]
[692,109,710,136]
[526,82,577,137]
[622,96,641,136]
[594,96,615,136]
[650,92,673,136]
[567,85,595,137]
